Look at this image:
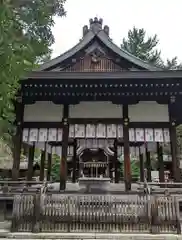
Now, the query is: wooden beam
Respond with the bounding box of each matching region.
[27,143,35,181]
[69,118,124,124]
[129,122,170,128]
[157,142,165,183]
[47,150,52,181]
[60,105,69,190]
[23,122,62,128]
[22,120,170,129]
[39,144,46,181]
[146,145,152,182]
[168,98,180,182]
[139,147,144,182]
[22,69,182,80]
[72,139,77,183]
[123,105,131,191]
[114,140,119,183]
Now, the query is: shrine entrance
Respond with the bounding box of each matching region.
[79,148,109,178]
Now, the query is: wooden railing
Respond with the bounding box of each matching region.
[11,192,181,234]
[137,182,182,194]
[0,180,180,234]
[0,181,47,221]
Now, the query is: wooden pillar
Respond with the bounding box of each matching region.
[40,144,46,181]
[12,100,24,180]
[47,148,52,181]
[168,97,180,182]
[60,104,69,190]
[157,142,165,182]
[146,145,152,182]
[72,139,77,183]
[114,140,119,183]
[27,143,35,181]
[123,105,131,191]
[139,147,144,182]
[109,160,112,180]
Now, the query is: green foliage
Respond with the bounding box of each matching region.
[118,155,140,179]
[121,27,161,65]
[34,148,41,161]
[176,125,182,156]
[164,57,182,70]
[0,0,66,135]
[121,26,182,69]
[120,161,140,179]
[51,154,60,182]
[130,160,140,178]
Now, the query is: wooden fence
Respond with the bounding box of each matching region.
[11,193,181,234]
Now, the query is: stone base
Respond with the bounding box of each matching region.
[1,221,182,240]
[3,232,182,240]
[0,221,11,230]
[78,177,111,192]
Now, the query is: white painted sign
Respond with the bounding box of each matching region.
[22,126,170,143]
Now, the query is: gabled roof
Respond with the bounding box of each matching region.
[38,17,161,71]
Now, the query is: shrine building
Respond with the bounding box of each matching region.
[12,18,182,191]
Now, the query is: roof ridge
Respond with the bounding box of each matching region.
[38,18,162,71]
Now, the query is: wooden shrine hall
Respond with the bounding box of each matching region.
[12,17,182,191]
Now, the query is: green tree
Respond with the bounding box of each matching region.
[121,26,182,69]
[119,155,140,180]
[122,27,161,65]
[122,27,182,163]
[0,0,66,134]
[164,57,182,70]
[51,154,61,182]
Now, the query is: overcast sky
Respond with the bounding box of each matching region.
[52,0,182,63]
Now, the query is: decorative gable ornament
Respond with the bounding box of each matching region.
[90,49,103,64]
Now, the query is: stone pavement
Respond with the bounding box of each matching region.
[46,182,182,194]
[47,182,137,192]
[2,232,182,240]
[0,222,182,240]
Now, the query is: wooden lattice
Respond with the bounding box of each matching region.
[11,193,181,234]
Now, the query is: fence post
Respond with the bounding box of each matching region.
[0,182,10,222]
[145,194,151,233]
[32,191,41,233]
[11,195,20,232]
[67,196,70,232]
[150,196,159,234]
[175,197,181,234]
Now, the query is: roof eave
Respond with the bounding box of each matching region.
[37,31,95,71]
[97,31,162,71]
[23,70,182,81]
